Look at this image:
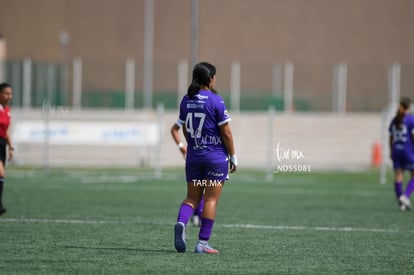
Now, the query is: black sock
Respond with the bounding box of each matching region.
[0,178,4,208]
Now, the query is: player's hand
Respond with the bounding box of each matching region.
[8,150,14,161]
[230,155,238,173]
[180,146,187,159]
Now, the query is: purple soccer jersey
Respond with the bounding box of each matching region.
[176,90,231,164]
[389,113,414,170]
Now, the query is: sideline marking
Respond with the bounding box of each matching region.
[0,218,409,234]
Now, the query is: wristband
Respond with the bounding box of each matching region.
[177,142,185,149]
[230,154,238,166]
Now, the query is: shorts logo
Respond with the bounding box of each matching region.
[207,171,224,177]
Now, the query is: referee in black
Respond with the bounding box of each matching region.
[0,83,14,215]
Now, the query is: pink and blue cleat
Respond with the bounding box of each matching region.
[194,241,219,254]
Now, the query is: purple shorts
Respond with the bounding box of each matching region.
[185,160,229,182]
[392,151,414,170]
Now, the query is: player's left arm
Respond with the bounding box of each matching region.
[216,97,237,172]
[410,115,414,154]
[5,129,13,161]
[219,123,237,173]
[388,121,394,159]
[411,123,414,153]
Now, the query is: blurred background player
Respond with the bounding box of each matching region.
[174,62,237,254]
[170,123,204,226]
[389,97,414,210]
[0,83,14,215]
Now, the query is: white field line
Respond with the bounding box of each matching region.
[0,218,410,234]
[219,223,405,233]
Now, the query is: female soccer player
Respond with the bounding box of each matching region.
[173,62,238,254]
[0,83,14,215]
[389,97,414,210]
[170,123,204,226]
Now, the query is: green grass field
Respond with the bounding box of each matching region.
[0,167,413,274]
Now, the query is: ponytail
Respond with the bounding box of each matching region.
[187,62,216,98]
[395,97,411,130]
[187,80,200,97]
[395,110,405,130]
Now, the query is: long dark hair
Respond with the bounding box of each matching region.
[187,62,216,97]
[395,97,411,130]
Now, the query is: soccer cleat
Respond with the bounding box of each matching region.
[400,204,406,211]
[174,222,186,253]
[194,241,219,254]
[0,207,6,216]
[399,195,412,210]
[190,215,201,227]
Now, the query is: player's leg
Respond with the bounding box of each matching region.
[174,182,203,253]
[402,162,414,197]
[177,162,205,225]
[195,196,205,216]
[174,162,204,252]
[399,159,414,210]
[195,161,228,254]
[177,183,204,224]
[392,154,407,210]
[395,169,410,210]
[0,139,6,215]
[394,168,404,200]
[191,194,204,226]
[201,181,223,219]
[400,169,414,210]
[194,181,223,254]
[0,161,6,215]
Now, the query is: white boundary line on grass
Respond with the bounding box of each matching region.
[0,218,410,234]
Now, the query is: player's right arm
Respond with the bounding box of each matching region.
[171,123,187,158]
